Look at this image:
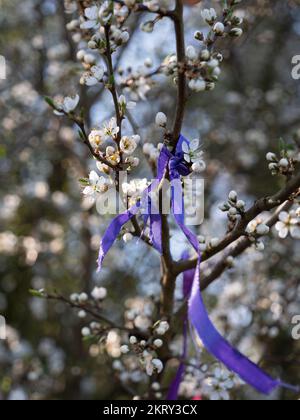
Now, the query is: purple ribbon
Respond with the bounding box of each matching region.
[97,135,299,399]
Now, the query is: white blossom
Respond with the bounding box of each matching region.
[186,45,197,60]
[230,28,243,37]
[246,220,269,236]
[279,158,289,168]
[153,339,163,348]
[99,1,113,25]
[182,139,204,164]
[125,156,140,168]
[120,345,130,354]
[83,171,110,198]
[79,293,88,303]
[120,136,138,155]
[192,160,206,173]
[78,310,86,319]
[266,152,277,162]
[55,95,80,114]
[123,233,134,243]
[91,287,107,300]
[83,53,96,65]
[155,112,167,127]
[213,22,225,36]
[256,224,270,236]
[81,65,104,86]
[201,8,217,24]
[103,118,120,139]
[118,95,136,113]
[88,129,105,149]
[80,6,99,30]
[203,368,234,401]
[228,190,238,201]
[146,357,163,376]
[152,358,163,373]
[81,327,91,337]
[188,78,206,92]
[155,321,169,336]
[208,59,219,69]
[129,336,138,345]
[275,211,300,239]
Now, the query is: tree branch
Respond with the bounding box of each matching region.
[174,170,300,275]
[171,0,187,146]
[200,200,294,291]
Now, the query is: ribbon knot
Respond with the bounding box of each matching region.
[169,151,191,177]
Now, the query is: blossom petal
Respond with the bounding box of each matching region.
[190,138,200,152]
[278,212,289,223]
[182,142,190,154]
[63,95,79,112]
[290,225,300,239]
[279,226,289,239]
[85,76,98,86]
[89,170,99,185]
[184,154,191,163]
[80,20,97,29]
[85,6,99,20]
[83,186,94,196]
[91,65,104,80]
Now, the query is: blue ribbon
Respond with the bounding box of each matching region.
[97,135,299,399]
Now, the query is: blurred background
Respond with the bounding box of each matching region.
[0,0,300,400]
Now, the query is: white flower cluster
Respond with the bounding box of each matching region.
[87,116,140,168]
[266,150,299,176]
[67,4,130,87]
[174,5,243,93]
[201,7,243,38]
[219,190,246,220]
[202,367,235,401]
[82,170,112,199]
[118,320,169,378]
[80,4,129,35]
[69,288,107,332]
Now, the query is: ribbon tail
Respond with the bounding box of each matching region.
[188,260,282,395]
[97,206,139,271]
[149,212,162,253]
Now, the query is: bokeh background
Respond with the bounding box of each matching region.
[0,0,300,400]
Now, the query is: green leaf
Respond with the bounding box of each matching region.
[278,137,286,152]
[78,130,85,141]
[0,145,6,158]
[29,289,45,298]
[109,74,115,85]
[79,178,89,186]
[44,96,56,109]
